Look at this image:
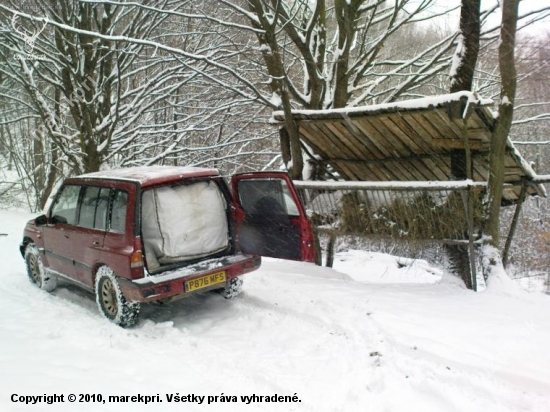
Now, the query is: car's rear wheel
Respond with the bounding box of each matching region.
[222,277,243,299]
[25,243,57,292]
[95,266,140,328]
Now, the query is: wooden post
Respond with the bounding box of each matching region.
[462,115,478,292]
[464,185,478,291]
[502,182,527,268]
[313,227,323,267]
[326,232,336,268]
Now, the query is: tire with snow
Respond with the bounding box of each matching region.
[221,277,243,299]
[95,266,140,328]
[25,243,57,292]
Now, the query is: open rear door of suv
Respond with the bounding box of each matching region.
[231,172,315,263]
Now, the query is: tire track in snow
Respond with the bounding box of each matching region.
[227,292,391,409]
[233,294,351,338]
[138,310,316,412]
[361,303,550,412]
[141,287,380,411]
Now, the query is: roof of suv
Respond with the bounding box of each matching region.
[77,166,221,188]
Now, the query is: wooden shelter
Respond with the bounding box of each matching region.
[272,91,544,203]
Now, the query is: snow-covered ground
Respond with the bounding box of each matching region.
[1,209,549,412]
[515,274,549,295]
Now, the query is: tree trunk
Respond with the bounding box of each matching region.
[446,0,481,289]
[248,0,304,179]
[485,0,519,247]
[280,87,303,179]
[449,0,480,180]
[39,145,58,211]
[450,0,481,93]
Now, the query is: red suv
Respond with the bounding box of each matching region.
[20,167,314,327]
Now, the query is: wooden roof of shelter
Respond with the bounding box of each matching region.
[272,92,545,203]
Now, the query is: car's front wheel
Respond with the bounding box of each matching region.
[95,266,140,328]
[25,243,57,292]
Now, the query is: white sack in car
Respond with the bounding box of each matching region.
[142,181,229,267]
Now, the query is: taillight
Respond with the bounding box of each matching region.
[243,256,261,271]
[130,250,143,268]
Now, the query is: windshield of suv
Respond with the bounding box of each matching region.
[141,180,229,270]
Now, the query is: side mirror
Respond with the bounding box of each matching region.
[35,214,48,226]
[51,215,68,224]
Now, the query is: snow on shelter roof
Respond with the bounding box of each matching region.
[79,166,220,187]
[272,91,545,203]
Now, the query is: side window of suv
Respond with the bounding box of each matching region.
[79,186,100,228]
[51,185,81,225]
[109,190,128,233]
[95,188,111,230]
[78,186,111,230]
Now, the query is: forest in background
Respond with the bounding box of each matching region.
[0,0,549,281]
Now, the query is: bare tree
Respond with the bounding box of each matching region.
[211,0,549,178]
[0,0,278,209]
[2,0,549,211]
[484,0,520,249]
[213,0,462,177]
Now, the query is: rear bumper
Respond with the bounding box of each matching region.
[118,254,261,303]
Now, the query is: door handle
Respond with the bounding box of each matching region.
[64,234,70,239]
[92,241,100,246]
